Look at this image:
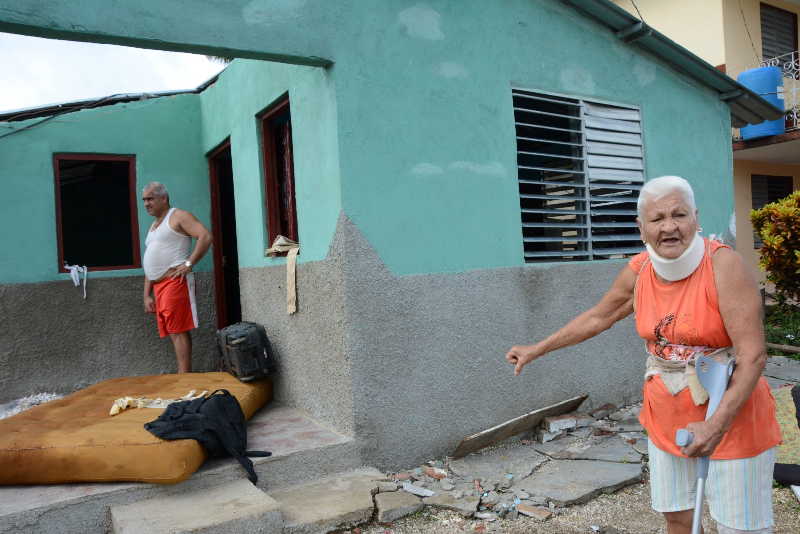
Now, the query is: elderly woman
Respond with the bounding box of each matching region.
[506,176,781,534]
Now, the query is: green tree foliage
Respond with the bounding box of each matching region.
[751,190,800,303]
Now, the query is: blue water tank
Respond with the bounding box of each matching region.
[738,66,785,140]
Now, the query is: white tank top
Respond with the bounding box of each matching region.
[143,208,191,280]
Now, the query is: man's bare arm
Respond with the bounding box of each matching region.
[170,210,213,278]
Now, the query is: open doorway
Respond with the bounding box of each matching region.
[208,140,242,329]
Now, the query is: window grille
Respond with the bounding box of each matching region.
[751,174,793,248]
[513,89,644,262]
[760,3,798,61]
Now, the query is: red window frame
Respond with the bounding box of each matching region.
[259,95,299,251]
[53,153,141,273]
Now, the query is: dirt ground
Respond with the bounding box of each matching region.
[359,481,800,534]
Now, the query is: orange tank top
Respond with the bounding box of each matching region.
[628,239,781,459]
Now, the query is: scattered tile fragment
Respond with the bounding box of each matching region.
[402,481,434,497]
[517,503,552,520]
[424,466,447,480]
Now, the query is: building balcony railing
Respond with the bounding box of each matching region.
[761,50,800,132]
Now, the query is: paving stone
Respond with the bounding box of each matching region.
[448,443,548,483]
[481,491,500,507]
[517,503,552,521]
[422,493,481,517]
[375,490,422,523]
[511,460,643,506]
[439,479,455,491]
[545,435,642,463]
[111,479,282,534]
[615,417,644,432]
[533,435,581,457]
[765,356,800,385]
[536,428,565,442]
[269,468,381,534]
[569,427,593,439]
[378,482,398,493]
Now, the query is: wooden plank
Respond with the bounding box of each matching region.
[767,342,800,354]
[450,394,587,458]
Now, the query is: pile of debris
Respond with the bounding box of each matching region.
[368,403,647,527]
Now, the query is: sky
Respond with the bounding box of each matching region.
[0,32,226,114]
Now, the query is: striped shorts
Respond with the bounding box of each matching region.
[648,440,775,532]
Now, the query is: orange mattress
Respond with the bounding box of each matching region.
[0,372,271,485]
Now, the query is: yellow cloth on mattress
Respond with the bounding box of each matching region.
[0,372,271,485]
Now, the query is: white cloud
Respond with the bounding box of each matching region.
[0,32,225,113]
[398,4,445,41]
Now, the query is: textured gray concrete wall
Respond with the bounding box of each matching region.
[334,217,645,470]
[238,235,354,435]
[0,273,217,403]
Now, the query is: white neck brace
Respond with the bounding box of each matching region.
[645,234,705,281]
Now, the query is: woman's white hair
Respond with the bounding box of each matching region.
[143,181,169,199]
[637,175,696,217]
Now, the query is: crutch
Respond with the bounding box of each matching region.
[675,354,735,534]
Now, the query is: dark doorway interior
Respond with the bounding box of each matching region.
[208,141,242,328]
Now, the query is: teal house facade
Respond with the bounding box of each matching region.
[0,0,780,468]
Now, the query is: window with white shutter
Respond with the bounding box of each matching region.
[761,3,798,60]
[751,174,793,248]
[513,88,644,262]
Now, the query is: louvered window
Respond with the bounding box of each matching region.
[513,89,644,262]
[752,174,793,248]
[761,3,798,60]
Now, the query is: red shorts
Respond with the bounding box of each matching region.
[153,273,198,338]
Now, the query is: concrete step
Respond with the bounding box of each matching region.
[268,467,383,534]
[110,479,283,534]
[0,405,361,534]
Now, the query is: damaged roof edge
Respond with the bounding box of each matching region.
[561,0,784,127]
[0,71,221,123]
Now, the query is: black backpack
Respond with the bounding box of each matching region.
[144,389,271,483]
[216,322,275,382]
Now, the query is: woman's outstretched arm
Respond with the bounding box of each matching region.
[506,265,637,375]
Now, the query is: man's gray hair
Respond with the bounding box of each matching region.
[143,181,169,198]
[637,175,696,218]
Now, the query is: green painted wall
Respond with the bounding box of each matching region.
[0,95,212,284]
[198,59,341,268]
[0,0,735,278]
[329,0,733,275]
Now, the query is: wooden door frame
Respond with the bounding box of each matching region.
[207,138,232,330]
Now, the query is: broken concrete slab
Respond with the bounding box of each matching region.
[543,414,578,433]
[377,482,398,493]
[533,435,581,457]
[511,460,642,506]
[269,468,382,534]
[451,395,587,458]
[542,436,642,464]
[374,491,422,523]
[448,442,549,484]
[423,493,480,517]
[402,481,435,497]
[589,404,616,420]
[110,479,282,534]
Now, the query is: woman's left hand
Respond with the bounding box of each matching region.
[681,420,725,457]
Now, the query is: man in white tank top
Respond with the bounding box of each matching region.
[142,182,212,373]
